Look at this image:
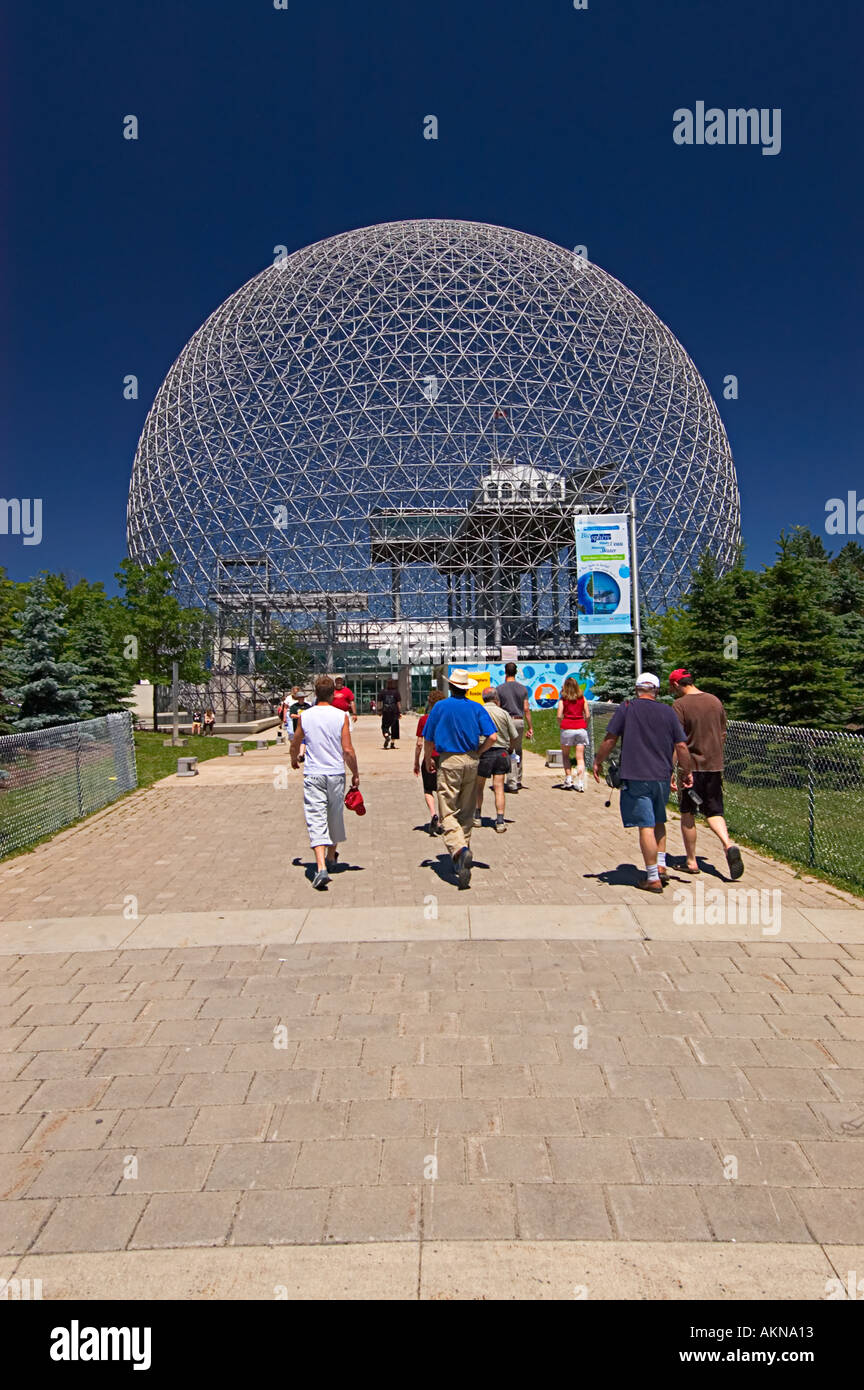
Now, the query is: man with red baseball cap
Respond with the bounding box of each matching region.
[669,669,743,880]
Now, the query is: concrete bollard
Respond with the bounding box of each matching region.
[177,756,199,777]
[256,740,268,750]
[545,748,565,768]
[228,743,244,757]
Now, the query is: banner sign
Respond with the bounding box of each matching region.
[573,512,632,633]
[464,672,492,703]
[448,662,594,710]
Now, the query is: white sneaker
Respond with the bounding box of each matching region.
[576,777,585,792]
[564,776,573,789]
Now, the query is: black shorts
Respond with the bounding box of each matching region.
[680,770,724,818]
[421,763,438,793]
[382,711,400,737]
[478,749,510,780]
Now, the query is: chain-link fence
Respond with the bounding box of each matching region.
[0,712,138,859]
[589,703,864,888]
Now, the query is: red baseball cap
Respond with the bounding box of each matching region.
[344,787,366,816]
[668,669,693,686]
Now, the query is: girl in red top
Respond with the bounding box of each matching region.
[556,677,589,791]
[414,690,444,834]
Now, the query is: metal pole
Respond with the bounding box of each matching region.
[392,563,401,622]
[171,660,180,745]
[806,733,816,867]
[492,541,502,649]
[247,602,257,718]
[326,599,335,672]
[628,493,643,677]
[75,725,84,817]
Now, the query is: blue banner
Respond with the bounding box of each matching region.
[574,512,633,633]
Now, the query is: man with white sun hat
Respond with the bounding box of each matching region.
[592,671,693,895]
[422,669,498,889]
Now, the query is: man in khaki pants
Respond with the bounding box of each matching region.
[422,670,498,889]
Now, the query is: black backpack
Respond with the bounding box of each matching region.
[605,699,631,787]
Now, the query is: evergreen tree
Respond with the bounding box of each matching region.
[735,533,852,727]
[829,541,864,724]
[37,573,137,720]
[0,568,25,733]
[116,556,207,730]
[783,526,831,562]
[66,610,134,717]
[584,606,667,701]
[658,602,689,674]
[670,550,760,708]
[5,578,92,730]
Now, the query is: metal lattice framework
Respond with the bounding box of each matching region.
[127,219,740,650]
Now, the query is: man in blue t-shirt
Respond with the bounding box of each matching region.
[592,673,693,894]
[423,670,497,889]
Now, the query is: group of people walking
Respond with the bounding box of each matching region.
[286,661,743,895]
[592,667,743,892]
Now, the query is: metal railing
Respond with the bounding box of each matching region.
[0,712,138,858]
[589,702,864,887]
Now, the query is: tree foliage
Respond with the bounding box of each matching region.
[584,606,668,702]
[4,578,93,730]
[116,556,207,730]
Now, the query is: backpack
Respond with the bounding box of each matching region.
[606,699,631,787]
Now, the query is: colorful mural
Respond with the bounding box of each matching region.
[449,662,594,710]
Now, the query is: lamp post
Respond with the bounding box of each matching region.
[628,493,643,678]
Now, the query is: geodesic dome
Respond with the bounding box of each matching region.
[127,218,739,634]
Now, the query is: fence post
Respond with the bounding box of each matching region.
[806,730,816,867]
[75,725,84,818]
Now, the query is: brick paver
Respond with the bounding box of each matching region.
[1,719,864,1279]
[1,933,864,1257]
[1,718,860,920]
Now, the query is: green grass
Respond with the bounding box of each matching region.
[0,746,131,843]
[132,732,256,788]
[720,782,864,894]
[522,709,565,759]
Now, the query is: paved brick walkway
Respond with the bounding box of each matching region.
[0,718,858,919]
[1,719,863,1298]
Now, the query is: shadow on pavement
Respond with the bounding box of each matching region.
[291,856,365,882]
[583,862,646,888]
[422,852,490,886]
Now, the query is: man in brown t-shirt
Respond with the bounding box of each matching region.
[669,669,743,880]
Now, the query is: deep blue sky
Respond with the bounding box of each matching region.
[2,0,861,593]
